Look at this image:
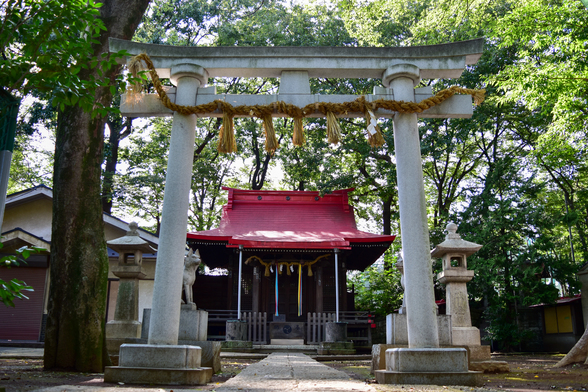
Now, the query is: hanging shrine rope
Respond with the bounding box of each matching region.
[127,54,486,153]
[245,254,330,277]
[298,263,302,317]
[275,264,279,316]
[244,254,331,317]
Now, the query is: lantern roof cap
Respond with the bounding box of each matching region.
[107,222,155,253]
[431,222,481,258]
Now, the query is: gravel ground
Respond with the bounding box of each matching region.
[0,353,586,392]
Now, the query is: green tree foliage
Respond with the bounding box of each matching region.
[458,156,562,349]
[0,0,118,113]
[0,1,111,193]
[113,117,235,234]
[347,247,403,318]
[486,0,588,360]
[0,245,37,307]
[491,0,588,264]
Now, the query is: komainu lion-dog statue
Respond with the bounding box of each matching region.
[181,249,201,306]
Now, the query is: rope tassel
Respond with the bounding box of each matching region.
[472,89,486,106]
[126,54,147,105]
[292,117,305,146]
[326,112,342,144]
[123,54,486,139]
[263,114,279,153]
[365,109,385,147]
[218,112,237,153]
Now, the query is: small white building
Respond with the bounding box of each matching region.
[0,185,158,343]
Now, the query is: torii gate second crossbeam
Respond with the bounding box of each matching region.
[105,38,484,386]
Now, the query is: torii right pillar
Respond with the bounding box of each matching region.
[375,65,480,385]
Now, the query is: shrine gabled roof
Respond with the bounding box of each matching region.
[187,187,396,251]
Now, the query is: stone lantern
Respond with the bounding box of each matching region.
[431,222,510,373]
[431,222,481,347]
[106,222,154,352]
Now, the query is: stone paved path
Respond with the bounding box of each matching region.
[215,352,376,392]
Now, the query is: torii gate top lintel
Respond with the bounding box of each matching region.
[109,38,484,80]
[110,38,484,119]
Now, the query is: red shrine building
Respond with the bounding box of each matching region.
[187,188,395,342]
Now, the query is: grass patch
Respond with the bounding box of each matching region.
[342,365,373,379]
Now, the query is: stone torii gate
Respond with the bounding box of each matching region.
[105,38,484,385]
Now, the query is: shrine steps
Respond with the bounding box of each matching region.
[220,346,372,362]
[255,344,318,354]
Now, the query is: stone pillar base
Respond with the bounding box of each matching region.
[113,338,221,372]
[371,344,408,373]
[375,348,480,386]
[104,366,212,385]
[325,322,347,342]
[452,326,481,346]
[226,320,248,341]
[104,344,212,386]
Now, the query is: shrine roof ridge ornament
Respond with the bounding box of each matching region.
[109,38,484,80]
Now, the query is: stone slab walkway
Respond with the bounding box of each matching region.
[215,352,376,392]
[0,346,43,359]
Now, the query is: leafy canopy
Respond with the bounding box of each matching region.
[0,0,121,115]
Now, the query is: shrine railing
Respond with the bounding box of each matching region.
[206,309,267,344]
[207,309,371,346]
[307,312,336,344]
[307,311,373,345]
[242,311,267,344]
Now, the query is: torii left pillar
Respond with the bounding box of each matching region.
[104,64,213,385]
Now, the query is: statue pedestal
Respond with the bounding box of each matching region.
[453,326,481,346]
[104,344,212,385]
[179,304,208,341]
[142,306,208,342]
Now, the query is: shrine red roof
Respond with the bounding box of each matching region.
[187,187,396,250]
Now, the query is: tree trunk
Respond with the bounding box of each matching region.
[102,116,133,214]
[250,139,272,190]
[554,327,588,367]
[44,0,150,372]
[382,194,393,236]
